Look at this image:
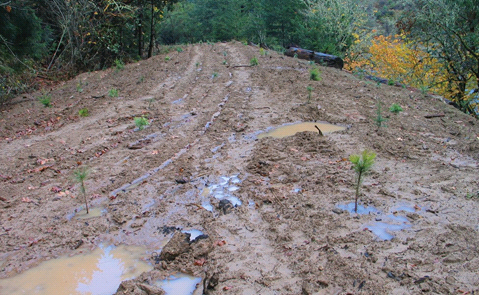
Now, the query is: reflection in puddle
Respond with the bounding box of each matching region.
[182,229,204,241]
[365,222,410,241]
[157,273,202,295]
[75,207,105,220]
[337,202,379,215]
[201,175,242,210]
[66,207,105,221]
[258,122,345,139]
[0,245,152,295]
[337,202,416,241]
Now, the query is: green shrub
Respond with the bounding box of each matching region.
[176,47,183,52]
[250,56,258,66]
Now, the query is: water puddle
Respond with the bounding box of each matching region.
[157,273,202,295]
[258,122,345,139]
[202,175,242,208]
[337,202,416,241]
[66,207,105,221]
[365,222,409,241]
[337,203,379,215]
[0,244,152,295]
[181,229,205,241]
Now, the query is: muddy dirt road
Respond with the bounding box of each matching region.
[1,41,479,294]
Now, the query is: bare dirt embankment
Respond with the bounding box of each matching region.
[1,41,479,294]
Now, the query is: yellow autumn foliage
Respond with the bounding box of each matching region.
[345,34,478,112]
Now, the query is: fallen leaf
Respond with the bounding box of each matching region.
[28,186,37,190]
[51,186,62,193]
[214,240,227,247]
[194,258,207,266]
[223,286,232,291]
[22,197,32,203]
[151,150,159,155]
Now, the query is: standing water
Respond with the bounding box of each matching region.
[0,245,152,295]
[258,122,345,139]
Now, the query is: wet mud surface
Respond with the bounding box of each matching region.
[1,41,479,294]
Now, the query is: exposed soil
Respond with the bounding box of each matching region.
[1,41,479,294]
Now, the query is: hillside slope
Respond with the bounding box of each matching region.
[1,41,478,294]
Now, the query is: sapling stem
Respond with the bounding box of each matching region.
[349,150,376,213]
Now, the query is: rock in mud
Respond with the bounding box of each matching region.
[115,279,165,295]
[218,199,234,214]
[159,232,191,261]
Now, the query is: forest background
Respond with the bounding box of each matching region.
[1,0,478,116]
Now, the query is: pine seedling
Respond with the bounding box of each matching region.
[114,59,125,70]
[78,108,89,117]
[74,167,90,214]
[38,92,52,107]
[349,150,376,213]
[307,86,313,103]
[389,103,403,114]
[108,88,119,97]
[250,56,258,66]
[374,98,387,128]
[134,116,149,130]
[310,67,321,81]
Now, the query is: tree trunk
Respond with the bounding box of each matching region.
[285,47,344,70]
[138,2,143,58]
[148,0,154,58]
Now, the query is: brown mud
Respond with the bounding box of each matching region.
[1,41,479,294]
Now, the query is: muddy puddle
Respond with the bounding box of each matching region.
[68,207,105,220]
[338,202,417,240]
[156,273,202,295]
[258,122,345,139]
[0,245,152,295]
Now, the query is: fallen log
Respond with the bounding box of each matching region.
[424,113,445,118]
[285,47,344,70]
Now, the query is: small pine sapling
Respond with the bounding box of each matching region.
[108,88,119,97]
[134,116,149,130]
[389,103,403,114]
[38,92,52,107]
[250,56,258,66]
[74,167,90,214]
[374,98,387,128]
[78,108,89,117]
[307,86,313,103]
[349,150,376,213]
[309,67,321,81]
